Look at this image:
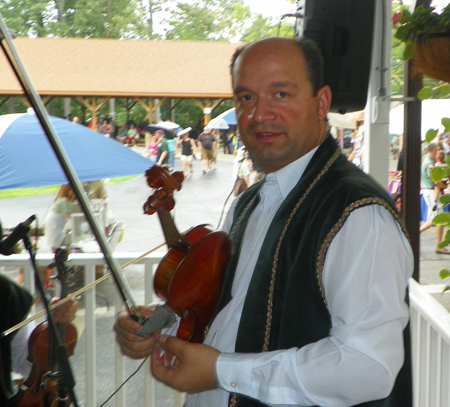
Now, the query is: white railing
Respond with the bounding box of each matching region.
[2,254,450,407]
[409,278,450,407]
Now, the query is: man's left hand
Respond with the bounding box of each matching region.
[50,297,79,324]
[151,335,220,393]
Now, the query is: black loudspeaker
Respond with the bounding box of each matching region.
[298,0,376,113]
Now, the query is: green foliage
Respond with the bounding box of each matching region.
[417,86,434,100]
[443,117,450,133]
[425,128,439,143]
[394,3,450,61]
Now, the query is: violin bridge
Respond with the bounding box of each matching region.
[134,304,177,338]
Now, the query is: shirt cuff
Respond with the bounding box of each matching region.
[216,352,255,395]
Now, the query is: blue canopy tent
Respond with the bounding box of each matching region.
[0,112,152,190]
[216,108,236,126]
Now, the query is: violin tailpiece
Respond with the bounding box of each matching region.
[134,304,177,338]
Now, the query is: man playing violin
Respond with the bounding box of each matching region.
[0,274,78,406]
[114,37,413,407]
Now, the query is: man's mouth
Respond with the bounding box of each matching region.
[254,131,281,142]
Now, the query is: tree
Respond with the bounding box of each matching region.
[163,0,252,41]
[241,14,294,42]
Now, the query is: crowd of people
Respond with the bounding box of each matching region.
[420,138,450,254]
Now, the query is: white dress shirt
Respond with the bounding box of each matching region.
[185,148,413,407]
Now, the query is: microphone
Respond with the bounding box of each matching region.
[0,215,36,256]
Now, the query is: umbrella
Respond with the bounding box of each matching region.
[216,108,237,126]
[205,117,229,130]
[155,121,181,132]
[144,125,174,139]
[0,112,152,190]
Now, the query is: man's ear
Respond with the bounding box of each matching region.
[317,85,332,121]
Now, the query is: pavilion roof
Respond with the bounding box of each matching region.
[0,37,243,99]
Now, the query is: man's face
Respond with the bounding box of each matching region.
[232,39,331,173]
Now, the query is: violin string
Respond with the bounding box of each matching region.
[98,356,149,407]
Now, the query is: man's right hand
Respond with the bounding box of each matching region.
[114,305,160,359]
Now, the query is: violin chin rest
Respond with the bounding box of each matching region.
[134,304,177,338]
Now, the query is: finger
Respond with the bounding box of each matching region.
[115,309,144,333]
[157,334,185,357]
[151,343,177,386]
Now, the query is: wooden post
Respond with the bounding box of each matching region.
[402,0,432,282]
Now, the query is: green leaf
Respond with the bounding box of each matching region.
[417,86,434,100]
[440,194,450,206]
[442,117,450,133]
[433,212,450,225]
[402,41,414,60]
[426,128,439,143]
[440,269,450,280]
[438,84,450,98]
[431,166,448,182]
[443,284,450,294]
[438,240,450,249]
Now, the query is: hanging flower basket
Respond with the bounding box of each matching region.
[413,31,450,83]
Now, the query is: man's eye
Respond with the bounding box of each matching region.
[276,92,288,98]
[239,95,253,102]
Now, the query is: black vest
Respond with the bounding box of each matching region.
[216,136,412,407]
[0,275,33,406]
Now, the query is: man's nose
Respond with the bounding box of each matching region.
[249,100,276,123]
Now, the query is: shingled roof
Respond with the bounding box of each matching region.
[0,37,243,99]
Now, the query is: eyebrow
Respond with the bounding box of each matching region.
[233,81,297,95]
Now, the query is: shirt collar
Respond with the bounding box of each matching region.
[264,146,319,201]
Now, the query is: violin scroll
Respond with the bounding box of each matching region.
[143,166,184,215]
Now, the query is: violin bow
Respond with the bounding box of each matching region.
[0,13,143,321]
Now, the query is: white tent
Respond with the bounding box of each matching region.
[389,99,450,138]
[327,112,356,129]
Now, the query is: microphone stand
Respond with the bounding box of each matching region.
[22,234,79,407]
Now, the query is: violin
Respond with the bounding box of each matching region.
[16,248,77,407]
[142,166,231,343]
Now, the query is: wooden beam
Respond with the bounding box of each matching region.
[135,97,167,124]
[76,97,111,120]
[402,0,432,282]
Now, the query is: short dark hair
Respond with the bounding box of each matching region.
[230,37,325,95]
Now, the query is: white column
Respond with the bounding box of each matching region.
[362,0,392,189]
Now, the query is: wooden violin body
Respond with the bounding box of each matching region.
[15,322,77,407]
[155,224,230,342]
[15,248,77,407]
[144,166,231,343]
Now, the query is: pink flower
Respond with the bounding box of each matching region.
[392,12,402,25]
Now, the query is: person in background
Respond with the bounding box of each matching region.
[155,130,169,167]
[420,142,449,254]
[116,124,128,143]
[44,184,77,253]
[114,36,413,407]
[145,133,159,164]
[123,123,138,147]
[87,117,99,132]
[197,127,216,174]
[167,131,176,171]
[99,118,113,138]
[0,273,78,406]
[177,128,196,176]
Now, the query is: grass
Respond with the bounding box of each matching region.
[0,176,137,199]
